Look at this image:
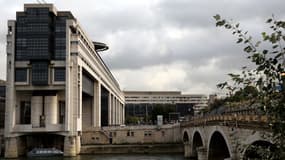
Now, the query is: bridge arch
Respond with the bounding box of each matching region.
[182,130,190,144]
[243,140,275,159]
[208,131,231,160]
[191,131,204,158]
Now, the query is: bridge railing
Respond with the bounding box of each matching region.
[181,114,270,130]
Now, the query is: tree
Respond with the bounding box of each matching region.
[214,14,285,159]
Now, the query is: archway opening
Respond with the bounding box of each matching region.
[243,140,275,160]
[208,131,230,160]
[192,132,203,159]
[183,131,189,143]
[18,134,64,156]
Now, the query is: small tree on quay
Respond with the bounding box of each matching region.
[213,14,285,159]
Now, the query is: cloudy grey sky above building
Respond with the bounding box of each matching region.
[0,0,285,95]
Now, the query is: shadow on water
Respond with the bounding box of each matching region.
[0,154,186,160]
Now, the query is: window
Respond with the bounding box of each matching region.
[54,68,65,82]
[15,68,28,82]
[127,131,134,137]
[32,62,48,85]
[144,131,152,137]
[20,101,31,124]
[58,101,65,124]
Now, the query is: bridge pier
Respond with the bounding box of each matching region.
[4,137,18,158]
[64,136,80,157]
[184,143,191,158]
[197,147,207,160]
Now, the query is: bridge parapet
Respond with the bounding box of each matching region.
[181,114,270,130]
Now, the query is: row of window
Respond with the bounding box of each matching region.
[15,67,65,84]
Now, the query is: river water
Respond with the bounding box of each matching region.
[0,154,185,160]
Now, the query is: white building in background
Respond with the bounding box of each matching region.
[5,3,124,158]
[124,91,208,121]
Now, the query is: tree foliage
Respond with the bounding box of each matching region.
[214,14,285,159]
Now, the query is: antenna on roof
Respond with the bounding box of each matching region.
[41,0,47,4]
[36,0,42,4]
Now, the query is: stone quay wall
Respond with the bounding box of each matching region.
[81,124,182,145]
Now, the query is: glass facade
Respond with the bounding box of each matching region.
[54,16,67,60]
[20,101,31,124]
[15,68,28,82]
[15,7,75,86]
[32,62,49,85]
[16,8,51,60]
[54,68,65,82]
[101,86,109,126]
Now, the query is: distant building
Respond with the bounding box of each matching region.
[124,91,208,123]
[5,4,124,158]
[0,80,5,129]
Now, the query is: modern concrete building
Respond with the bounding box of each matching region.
[5,4,124,158]
[0,80,5,129]
[124,91,208,123]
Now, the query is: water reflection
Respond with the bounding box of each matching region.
[0,154,185,160]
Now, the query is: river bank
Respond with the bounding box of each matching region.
[80,144,184,154]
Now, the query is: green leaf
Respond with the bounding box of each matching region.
[235,23,240,28]
[272,45,279,49]
[266,18,272,23]
[216,20,226,26]
[237,38,243,43]
[213,14,221,21]
[255,41,261,47]
[225,24,232,29]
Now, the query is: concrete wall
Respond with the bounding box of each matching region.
[81,124,181,145]
[80,144,184,154]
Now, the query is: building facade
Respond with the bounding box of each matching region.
[124,91,208,123]
[5,4,125,158]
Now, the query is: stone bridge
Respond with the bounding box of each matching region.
[181,115,273,160]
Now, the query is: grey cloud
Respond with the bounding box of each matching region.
[155,0,285,28]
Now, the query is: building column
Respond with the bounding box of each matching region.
[122,104,125,124]
[112,96,115,125]
[118,102,121,125]
[76,136,81,154]
[108,93,112,126]
[115,99,118,125]
[5,137,18,158]
[93,81,101,127]
[64,136,78,157]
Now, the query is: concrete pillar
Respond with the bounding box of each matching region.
[64,136,77,157]
[197,147,208,160]
[118,101,121,125]
[93,82,101,127]
[76,136,81,154]
[108,93,112,126]
[184,143,191,158]
[5,137,18,158]
[45,96,58,125]
[112,96,115,125]
[122,104,125,124]
[115,99,118,125]
[31,96,43,127]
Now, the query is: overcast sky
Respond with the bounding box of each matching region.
[0,0,285,95]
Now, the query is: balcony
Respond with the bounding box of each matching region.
[13,124,64,133]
